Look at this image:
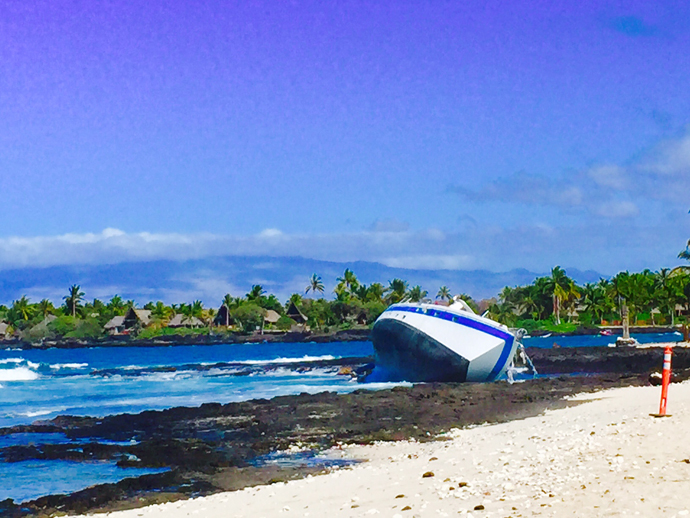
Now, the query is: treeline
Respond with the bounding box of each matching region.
[0,271,462,341]
[488,266,690,333]
[1,265,690,342]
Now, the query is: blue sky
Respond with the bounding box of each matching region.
[1,0,689,275]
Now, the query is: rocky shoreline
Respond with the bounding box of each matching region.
[2,325,685,350]
[0,345,685,517]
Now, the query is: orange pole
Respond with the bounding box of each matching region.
[652,345,673,417]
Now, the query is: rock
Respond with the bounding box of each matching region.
[422,471,435,478]
[474,504,485,510]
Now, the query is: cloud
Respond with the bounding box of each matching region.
[640,133,690,176]
[595,200,639,218]
[449,171,584,207]
[449,131,690,219]
[381,254,474,270]
[369,218,410,233]
[587,165,628,189]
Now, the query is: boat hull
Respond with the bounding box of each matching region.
[371,304,517,383]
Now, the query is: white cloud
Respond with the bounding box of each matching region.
[0,215,685,278]
[641,133,690,175]
[381,254,475,270]
[595,200,639,218]
[369,219,410,233]
[258,228,285,239]
[587,165,627,189]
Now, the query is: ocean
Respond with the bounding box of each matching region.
[0,332,683,503]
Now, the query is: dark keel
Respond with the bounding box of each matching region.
[371,318,469,382]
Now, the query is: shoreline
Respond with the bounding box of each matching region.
[0,373,653,516]
[66,381,690,518]
[1,345,687,516]
[0,325,685,351]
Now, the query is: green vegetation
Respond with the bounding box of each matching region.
[1,263,689,344]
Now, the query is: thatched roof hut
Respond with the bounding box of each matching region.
[285,302,307,324]
[168,314,204,328]
[124,308,151,328]
[214,304,233,327]
[264,310,281,324]
[104,315,126,335]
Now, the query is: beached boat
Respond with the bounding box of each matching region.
[370,297,521,382]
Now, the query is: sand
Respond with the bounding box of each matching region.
[68,381,690,518]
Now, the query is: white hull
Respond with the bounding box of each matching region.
[371,302,518,382]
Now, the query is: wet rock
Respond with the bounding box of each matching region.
[0,369,654,516]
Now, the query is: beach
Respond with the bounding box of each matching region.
[61,380,690,518]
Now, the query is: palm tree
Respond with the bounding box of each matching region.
[406,285,428,302]
[11,296,33,322]
[108,295,126,316]
[37,299,55,319]
[220,293,235,326]
[385,278,408,304]
[366,283,385,303]
[547,267,571,325]
[680,240,690,261]
[335,269,359,296]
[64,284,85,318]
[437,286,452,302]
[305,274,325,295]
[247,285,265,302]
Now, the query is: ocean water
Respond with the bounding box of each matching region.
[0,334,683,428]
[0,341,384,428]
[0,334,682,503]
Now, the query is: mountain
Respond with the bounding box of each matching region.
[0,256,606,306]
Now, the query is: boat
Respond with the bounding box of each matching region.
[370,296,522,382]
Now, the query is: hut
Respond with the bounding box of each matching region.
[285,302,308,324]
[264,310,281,325]
[167,314,204,328]
[214,304,233,327]
[123,308,151,329]
[104,308,152,335]
[104,315,126,335]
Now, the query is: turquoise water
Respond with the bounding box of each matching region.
[0,334,683,428]
[0,334,682,503]
[0,341,387,428]
[0,459,168,503]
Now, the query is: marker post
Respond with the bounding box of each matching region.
[650,345,673,418]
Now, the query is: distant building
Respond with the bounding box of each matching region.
[167,314,204,328]
[104,308,152,335]
[285,302,308,324]
[264,310,281,325]
[123,308,151,328]
[285,302,310,332]
[214,304,233,327]
[104,316,126,335]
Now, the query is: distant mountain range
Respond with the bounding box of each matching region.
[0,256,606,306]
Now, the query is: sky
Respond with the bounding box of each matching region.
[1,0,689,275]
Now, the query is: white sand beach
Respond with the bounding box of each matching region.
[67,379,690,518]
